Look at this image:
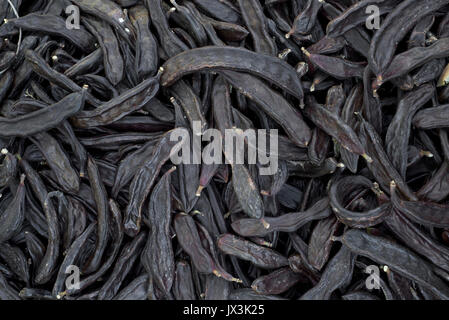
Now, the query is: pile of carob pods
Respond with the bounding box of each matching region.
[1,0,449,300]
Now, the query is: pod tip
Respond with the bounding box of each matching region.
[195,185,204,197]
[331,236,341,242]
[362,153,373,163]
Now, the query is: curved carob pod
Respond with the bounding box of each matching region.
[0,271,20,300]
[0,149,18,188]
[82,156,110,274]
[385,84,434,178]
[300,245,355,300]
[0,242,29,284]
[251,267,303,295]
[168,0,208,47]
[237,0,276,56]
[21,158,61,285]
[413,104,449,130]
[113,274,149,300]
[0,174,25,243]
[111,138,160,198]
[71,69,162,128]
[375,38,449,89]
[358,116,417,201]
[303,96,372,162]
[172,261,197,300]
[302,48,366,79]
[70,0,135,46]
[408,13,435,49]
[417,161,449,202]
[62,199,124,297]
[307,36,346,56]
[129,5,159,80]
[287,0,324,38]
[30,132,80,194]
[329,175,391,228]
[144,0,189,58]
[190,0,241,24]
[5,13,96,51]
[124,129,187,237]
[220,70,311,148]
[307,216,340,271]
[340,229,449,299]
[385,209,449,273]
[362,66,382,134]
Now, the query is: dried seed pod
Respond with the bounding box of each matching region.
[217,234,289,269]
